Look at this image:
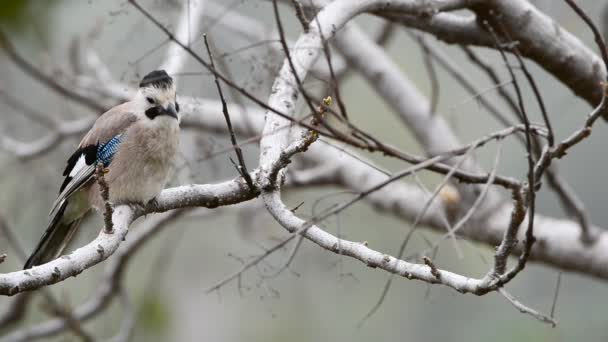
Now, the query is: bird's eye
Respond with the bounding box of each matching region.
[146,97,155,105]
[175,102,180,113]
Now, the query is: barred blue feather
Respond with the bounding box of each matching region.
[97,135,122,166]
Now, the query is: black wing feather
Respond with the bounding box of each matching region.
[60,144,98,193]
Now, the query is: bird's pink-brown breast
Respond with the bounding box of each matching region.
[87,115,179,210]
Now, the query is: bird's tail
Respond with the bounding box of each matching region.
[23,200,83,269]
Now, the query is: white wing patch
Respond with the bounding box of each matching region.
[69,155,88,177]
[50,163,96,218]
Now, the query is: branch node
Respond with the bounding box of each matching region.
[96,244,105,257]
[423,256,441,280]
[52,267,61,279]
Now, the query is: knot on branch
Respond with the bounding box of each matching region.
[52,267,61,280]
[423,256,441,280]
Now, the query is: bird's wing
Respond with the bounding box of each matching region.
[78,102,137,148]
[49,104,137,217]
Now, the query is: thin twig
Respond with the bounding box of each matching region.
[414,34,440,115]
[498,288,557,326]
[413,139,504,261]
[271,0,319,116]
[314,15,349,119]
[96,163,114,234]
[203,34,255,191]
[484,20,536,278]
[290,0,310,32]
[550,272,562,319]
[261,234,305,279]
[422,256,441,280]
[462,44,591,242]
[357,144,479,326]
[461,46,522,121]
[208,152,452,292]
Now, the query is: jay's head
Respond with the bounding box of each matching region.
[136,70,179,121]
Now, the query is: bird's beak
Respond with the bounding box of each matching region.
[163,103,178,119]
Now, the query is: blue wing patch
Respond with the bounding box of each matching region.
[97,135,122,166]
[58,135,123,195]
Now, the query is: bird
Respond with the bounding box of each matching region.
[24,70,180,269]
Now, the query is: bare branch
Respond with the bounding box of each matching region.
[203,34,255,191]
[96,163,114,234]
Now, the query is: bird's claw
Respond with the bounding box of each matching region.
[129,201,147,214]
[147,197,159,208]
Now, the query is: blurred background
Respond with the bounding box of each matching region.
[1,0,608,341]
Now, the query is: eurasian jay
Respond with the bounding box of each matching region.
[24,70,180,269]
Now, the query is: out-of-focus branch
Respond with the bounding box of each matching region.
[332,23,501,212]
[390,12,491,45]
[0,110,95,160]
[390,0,608,115]
[160,0,207,76]
[3,210,189,341]
[0,31,106,113]
[104,289,135,342]
[0,206,134,296]
[0,293,32,328]
[486,0,607,113]
[0,214,96,339]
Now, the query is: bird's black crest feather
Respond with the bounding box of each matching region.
[139,70,173,89]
